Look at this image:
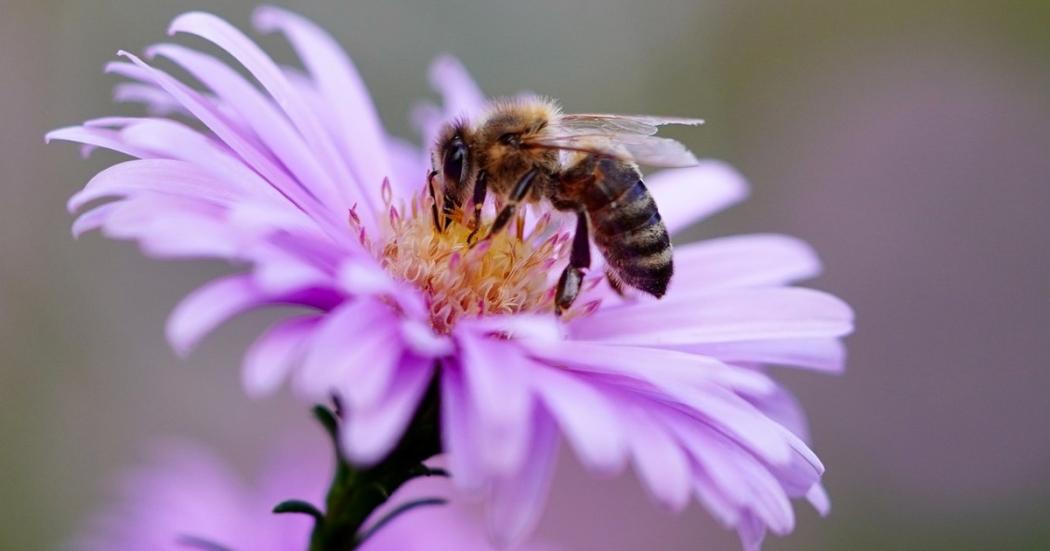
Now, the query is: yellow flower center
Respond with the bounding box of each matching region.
[353,181,596,333]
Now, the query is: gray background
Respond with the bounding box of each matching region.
[2,0,1049,549]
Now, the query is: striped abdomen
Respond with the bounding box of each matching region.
[586,162,673,297]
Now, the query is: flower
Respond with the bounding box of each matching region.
[72,437,555,551]
[50,7,853,549]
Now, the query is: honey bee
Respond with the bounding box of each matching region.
[428,97,702,314]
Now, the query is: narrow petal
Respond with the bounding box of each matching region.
[682,338,847,374]
[113,51,345,240]
[71,203,118,238]
[253,6,395,199]
[458,314,563,343]
[806,483,831,516]
[669,384,794,465]
[647,161,749,235]
[624,410,692,511]
[486,408,558,548]
[166,275,264,357]
[167,12,373,220]
[458,334,534,474]
[672,413,794,532]
[525,339,776,396]
[242,316,319,398]
[573,287,854,346]
[531,366,626,474]
[296,298,399,400]
[440,367,485,491]
[737,512,767,551]
[146,43,346,212]
[46,126,149,159]
[669,234,822,295]
[117,118,282,199]
[342,357,434,465]
[693,468,742,528]
[400,318,455,358]
[68,159,242,212]
[428,54,486,119]
[113,82,183,115]
[747,386,812,442]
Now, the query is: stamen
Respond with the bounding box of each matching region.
[365,187,595,333]
[381,177,393,206]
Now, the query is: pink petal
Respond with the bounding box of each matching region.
[525,339,776,397]
[486,408,558,548]
[342,357,434,466]
[428,54,486,119]
[458,314,563,343]
[532,366,626,474]
[624,410,692,512]
[681,338,846,374]
[242,316,319,398]
[167,13,372,221]
[117,118,279,198]
[573,287,854,346]
[166,275,264,357]
[145,43,346,212]
[669,384,794,465]
[296,298,399,401]
[669,234,821,296]
[440,367,485,491]
[747,386,812,442]
[693,468,742,528]
[672,413,794,532]
[67,159,242,212]
[113,51,345,240]
[71,203,117,238]
[253,6,395,201]
[113,82,183,115]
[806,483,831,516]
[400,319,455,358]
[458,334,534,474]
[737,512,767,551]
[46,125,149,159]
[646,160,749,235]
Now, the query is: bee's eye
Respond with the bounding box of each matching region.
[499,133,519,146]
[442,138,468,186]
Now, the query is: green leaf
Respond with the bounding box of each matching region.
[273,499,324,523]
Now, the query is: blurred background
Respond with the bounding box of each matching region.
[2,0,1048,549]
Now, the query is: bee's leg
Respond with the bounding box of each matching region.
[555,211,591,315]
[605,268,627,296]
[478,169,538,242]
[427,170,443,231]
[465,172,489,243]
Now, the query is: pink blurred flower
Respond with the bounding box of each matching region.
[50,7,852,549]
[72,438,554,551]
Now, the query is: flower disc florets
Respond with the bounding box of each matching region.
[359,182,594,333]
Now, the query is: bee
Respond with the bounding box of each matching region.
[429,97,702,314]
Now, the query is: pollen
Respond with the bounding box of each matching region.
[357,181,585,334]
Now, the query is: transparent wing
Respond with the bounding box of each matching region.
[558,113,705,136]
[525,113,703,167]
[524,133,699,168]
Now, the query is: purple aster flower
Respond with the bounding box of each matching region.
[73,438,555,551]
[50,7,853,549]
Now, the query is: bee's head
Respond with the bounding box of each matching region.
[432,120,476,217]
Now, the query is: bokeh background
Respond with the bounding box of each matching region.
[2,0,1048,549]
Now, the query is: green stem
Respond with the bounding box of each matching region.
[301,379,443,551]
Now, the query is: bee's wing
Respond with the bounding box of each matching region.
[525,113,703,167]
[524,133,699,168]
[558,113,705,136]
